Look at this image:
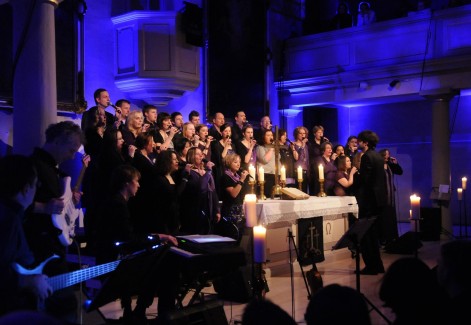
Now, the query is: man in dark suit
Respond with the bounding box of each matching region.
[231,110,247,143]
[356,130,387,275]
[81,88,115,130]
[208,112,225,141]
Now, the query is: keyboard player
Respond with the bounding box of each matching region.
[95,165,179,324]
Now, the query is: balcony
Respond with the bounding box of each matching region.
[111,11,200,106]
[279,5,471,108]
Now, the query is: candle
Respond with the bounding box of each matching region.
[410,194,421,220]
[462,177,467,190]
[253,225,267,263]
[244,194,257,227]
[458,188,463,201]
[280,165,286,181]
[409,209,412,219]
[249,164,256,181]
[297,166,303,180]
[318,164,324,180]
[258,166,265,182]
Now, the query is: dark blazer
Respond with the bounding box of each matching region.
[209,125,222,141]
[357,148,387,218]
[129,152,159,234]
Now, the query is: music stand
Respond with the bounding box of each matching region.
[85,244,170,312]
[332,218,391,324]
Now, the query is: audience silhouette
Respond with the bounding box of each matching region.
[305,284,371,325]
[379,257,449,325]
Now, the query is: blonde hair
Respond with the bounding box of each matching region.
[224,153,241,169]
[126,110,144,135]
[182,122,195,139]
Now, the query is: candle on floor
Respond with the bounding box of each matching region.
[280,165,286,181]
[244,194,257,227]
[462,177,467,190]
[458,188,463,201]
[410,194,421,220]
[253,225,266,263]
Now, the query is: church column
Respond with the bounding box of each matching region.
[11,0,62,155]
[423,89,457,237]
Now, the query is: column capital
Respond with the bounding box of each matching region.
[4,0,63,7]
[419,88,460,102]
[46,0,63,7]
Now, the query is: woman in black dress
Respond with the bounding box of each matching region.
[153,112,178,151]
[196,123,213,161]
[220,153,250,218]
[217,153,250,240]
[235,124,257,171]
[211,123,234,197]
[179,147,220,235]
[174,137,192,165]
[278,128,296,187]
[154,150,190,234]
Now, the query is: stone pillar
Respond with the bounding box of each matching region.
[11,0,62,155]
[423,89,457,237]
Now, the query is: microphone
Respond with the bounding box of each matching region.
[286,138,293,144]
[237,169,253,179]
[108,102,121,114]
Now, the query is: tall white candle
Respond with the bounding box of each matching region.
[258,166,265,182]
[458,188,463,201]
[410,194,421,220]
[244,194,257,227]
[249,164,256,180]
[280,165,286,181]
[462,177,467,190]
[253,225,266,263]
[297,166,303,180]
[318,164,324,180]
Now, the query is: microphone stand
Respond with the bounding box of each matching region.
[271,126,282,199]
[287,228,312,320]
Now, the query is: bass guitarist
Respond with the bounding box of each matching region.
[23,121,84,322]
[0,155,52,315]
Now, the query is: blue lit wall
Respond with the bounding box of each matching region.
[83,0,204,121]
[304,96,471,227]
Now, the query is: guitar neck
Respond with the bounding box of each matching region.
[47,260,120,292]
[73,164,88,192]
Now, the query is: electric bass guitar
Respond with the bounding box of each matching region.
[52,155,90,246]
[12,255,119,292]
